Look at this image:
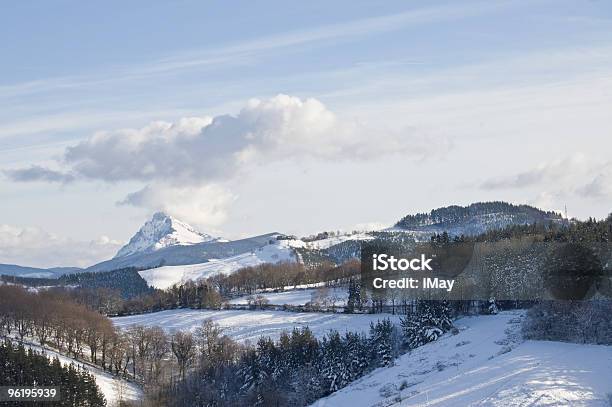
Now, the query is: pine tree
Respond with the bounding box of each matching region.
[344,331,369,380]
[369,319,394,367]
[237,348,259,393]
[321,331,350,393]
[346,279,357,313]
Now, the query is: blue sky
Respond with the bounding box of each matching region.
[2,0,612,267]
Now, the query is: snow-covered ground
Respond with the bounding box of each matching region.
[229,287,348,306]
[12,339,142,407]
[112,309,399,343]
[139,240,297,289]
[312,311,612,407]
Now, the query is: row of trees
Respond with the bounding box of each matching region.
[0,285,169,388]
[214,260,360,296]
[0,286,115,363]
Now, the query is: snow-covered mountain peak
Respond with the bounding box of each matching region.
[114,212,216,258]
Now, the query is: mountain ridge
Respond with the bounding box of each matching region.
[2,201,567,278]
[0,263,82,278]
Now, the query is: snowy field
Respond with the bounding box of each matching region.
[112,309,399,343]
[139,240,296,289]
[312,311,612,407]
[229,287,348,306]
[13,339,142,406]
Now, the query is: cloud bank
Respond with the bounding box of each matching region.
[479,154,612,212]
[8,95,437,184]
[480,155,589,190]
[0,224,123,268]
[5,94,445,226]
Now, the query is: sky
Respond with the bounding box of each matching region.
[1,0,612,268]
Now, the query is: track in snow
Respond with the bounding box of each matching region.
[112,308,399,344]
[312,311,612,407]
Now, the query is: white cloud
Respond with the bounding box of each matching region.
[578,170,612,199]
[529,191,567,217]
[118,183,235,231]
[7,95,440,185]
[5,95,445,227]
[480,154,589,190]
[0,224,123,268]
[479,155,612,215]
[4,165,75,183]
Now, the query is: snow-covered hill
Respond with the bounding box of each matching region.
[139,239,296,289]
[394,202,564,237]
[312,311,612,407]
[114,212,216,258]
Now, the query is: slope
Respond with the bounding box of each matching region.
[12,339,142,406]
[87,232,280,272]
[138,238,296,289]
[312,311,612,407]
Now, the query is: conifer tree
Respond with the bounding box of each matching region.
[369,319,394,367]
[321,331,350,392]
